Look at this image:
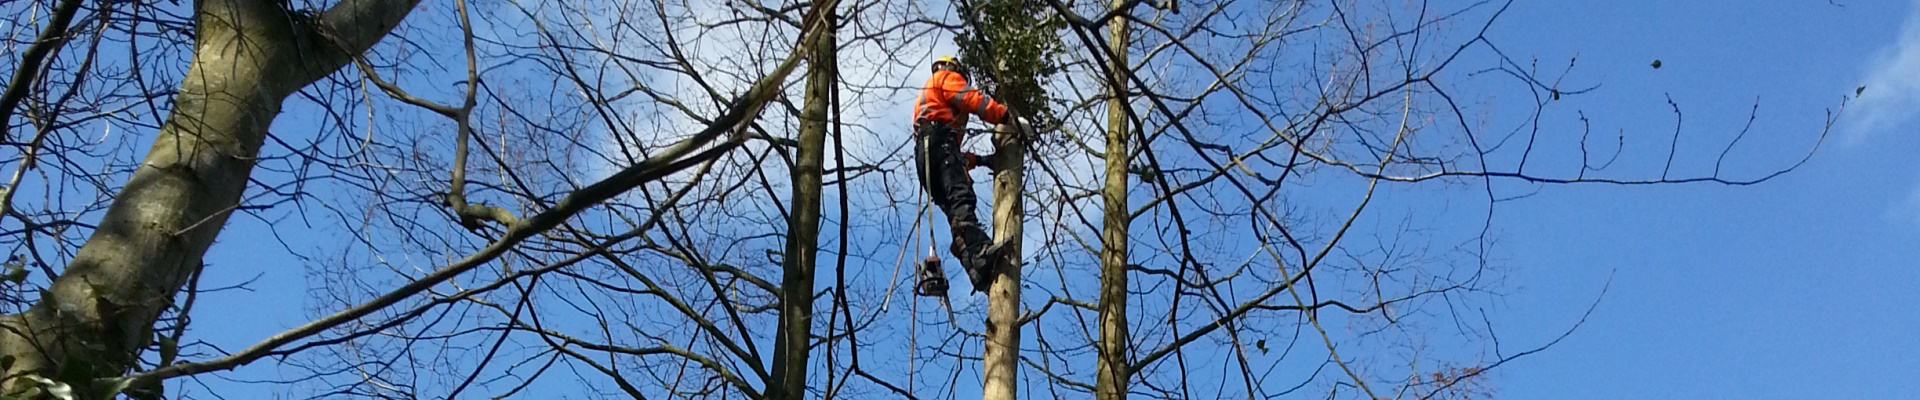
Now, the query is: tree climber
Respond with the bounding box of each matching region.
[913,55,1032,296]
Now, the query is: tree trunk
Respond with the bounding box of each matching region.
[0,0,419,394]
[982,124,1026,400]
[1094,6,1132,399]
[769,5,835,400]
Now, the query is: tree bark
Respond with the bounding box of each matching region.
[769,5,835,400]
[0,0,420,394]
[982,124,1026,400]
[1094,6,1132,399]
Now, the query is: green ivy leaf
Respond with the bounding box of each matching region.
[97,377,139,400]
[53,358,91,391]
[2,256,27,284]
[157,336,178,366]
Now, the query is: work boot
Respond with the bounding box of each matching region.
[982,239,1014,266]
[915,256,949,297]
[951,241,990,293]
[984,240,1015,281]
[959,239,1016,292]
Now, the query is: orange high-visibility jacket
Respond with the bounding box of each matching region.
[914,70,1009,140]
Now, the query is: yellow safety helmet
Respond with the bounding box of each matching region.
[932,55,960,72]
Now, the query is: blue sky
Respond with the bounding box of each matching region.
[1486,0,1920,398]
[147,0,1920,398]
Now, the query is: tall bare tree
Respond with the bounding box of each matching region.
[771,4,838,399]
[1093,0,1132,397]
[1,0,423,395]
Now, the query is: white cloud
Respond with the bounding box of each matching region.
[1850,0,1920,141]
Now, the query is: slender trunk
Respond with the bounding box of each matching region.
[1094,7,1132,399]
[770,6,835,399]
[982,124,1026,400]
[0,0,418,394]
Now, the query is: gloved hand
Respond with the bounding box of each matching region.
[963,152,996,171]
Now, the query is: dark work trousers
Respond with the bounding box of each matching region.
[915,122,996,292]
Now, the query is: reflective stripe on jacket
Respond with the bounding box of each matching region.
[913,70,1009,139]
